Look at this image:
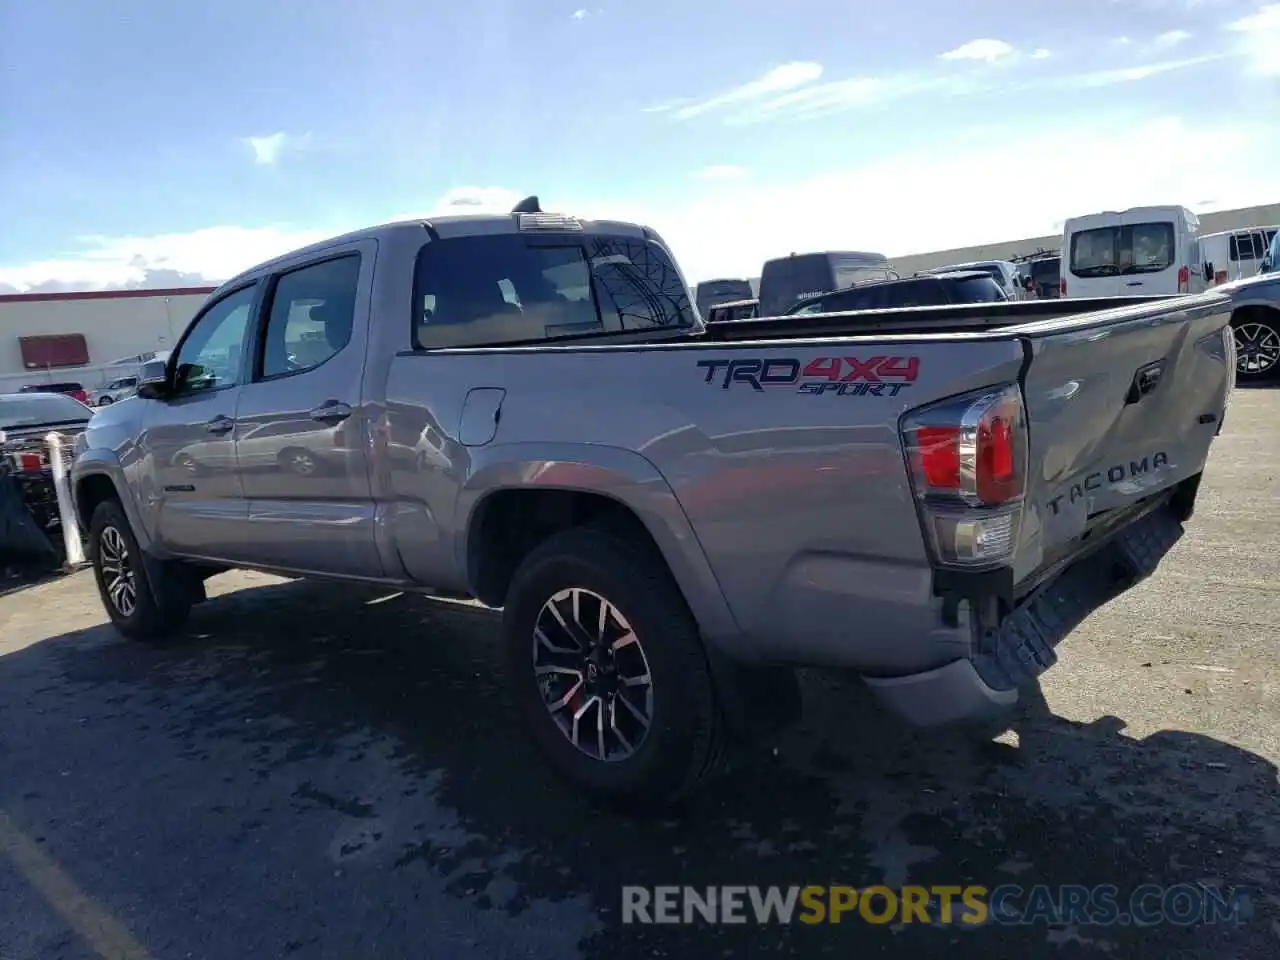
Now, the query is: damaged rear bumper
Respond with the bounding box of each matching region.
[864,499,1184,727]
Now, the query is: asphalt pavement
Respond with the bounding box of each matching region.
[1,386,1278,959]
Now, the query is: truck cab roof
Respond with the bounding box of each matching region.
[215,205,660,297]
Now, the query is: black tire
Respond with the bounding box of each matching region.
[88,498,192,642]
[502,525,726,810]
[1232,309,1280,383]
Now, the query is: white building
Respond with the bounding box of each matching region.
[0,286,214,393]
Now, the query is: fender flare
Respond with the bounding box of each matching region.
[70,450,157,552]
[457,442,742,646]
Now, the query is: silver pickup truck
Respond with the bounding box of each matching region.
[71,199,1236,807]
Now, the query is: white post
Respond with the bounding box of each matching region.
[44,432,86,568]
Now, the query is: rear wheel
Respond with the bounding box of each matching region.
[1233,309,1280,382]
[502,526,726,809]
[88,499,192,641]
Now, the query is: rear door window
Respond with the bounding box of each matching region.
[881,279,946,307]
[414,234,695,348]
[1070,222,1175,278]
[945,276,1007,303]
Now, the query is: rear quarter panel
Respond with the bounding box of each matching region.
[396,336,1026,671]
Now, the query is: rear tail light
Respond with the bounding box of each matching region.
[1059,278,1067,296]
[901,383,1028,567]
[1177,266,1190,293]
[19,452,44,471]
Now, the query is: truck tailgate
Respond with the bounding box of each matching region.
[1011,292,1234,584]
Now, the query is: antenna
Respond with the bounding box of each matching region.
[511,195,542,214]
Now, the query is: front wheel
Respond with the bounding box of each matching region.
[88,499,192,641]
[502,526,726,809]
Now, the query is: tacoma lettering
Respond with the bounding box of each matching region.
[1046,452,1170,515]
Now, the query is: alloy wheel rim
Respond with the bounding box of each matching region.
[532,587,654,762]
[99,526,138,617]
[1234,323,1280,375]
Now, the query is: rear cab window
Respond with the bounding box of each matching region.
[413,233,696,349]
[943,275,1007,303]
[1069,221,1175,278]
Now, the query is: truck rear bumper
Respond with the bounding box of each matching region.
[865,499,1185,727]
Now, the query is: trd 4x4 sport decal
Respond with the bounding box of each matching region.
[696,356,919,397]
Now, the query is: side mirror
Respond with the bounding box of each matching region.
[1203,262,1214,283]
[134,359,170,400]
[1261,258,1273,275]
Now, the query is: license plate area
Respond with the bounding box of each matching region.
[974,503,1184,692]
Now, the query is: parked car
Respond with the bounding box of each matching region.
[705,298,760,323]
[786,270,1008,315]
[1199,226,1279,286]
[1061,205,1208,299]
[89,375,140,406]
[1,391,93,557]
[72,198,1235,808]
[1215,270,1280,383]
[1024,255,1062,299]
[694,278,754,320]
[18,381,91,404]
[922,260,1023,300]
[757,250,896,317]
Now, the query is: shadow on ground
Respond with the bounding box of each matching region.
[2,576,1276,958]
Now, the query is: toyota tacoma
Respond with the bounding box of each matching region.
[71,198,1236,806]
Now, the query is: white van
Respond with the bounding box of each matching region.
[1198,227,1279,286]
[1061,205,1206,298]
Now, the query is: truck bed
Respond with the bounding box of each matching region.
[702,294,1178,341]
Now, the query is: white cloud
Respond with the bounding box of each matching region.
[1151,28,1193,48]
[1056,54,1224,88]
[939,39,1016,64]
[570,8,587,20]
[0,225,333,293]
[1227,4,1280,76]
[242,131,314,166]
[244,132,289,165]
[6,118,1275,294]
[641,97,692,114]
[557,115,1277,283]
[0,187,528,294]
[1031,48,1052,59]
[690,165,749,182]
[654,62,824,120]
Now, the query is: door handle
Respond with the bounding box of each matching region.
[1125,280,1144,287]
[309,401,352,425]
[205,415,235,435]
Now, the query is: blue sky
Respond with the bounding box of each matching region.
[0,0,1275,290]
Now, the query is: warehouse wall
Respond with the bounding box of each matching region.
[0,289,213,392]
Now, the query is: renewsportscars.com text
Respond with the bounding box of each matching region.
[621,884,1251,927]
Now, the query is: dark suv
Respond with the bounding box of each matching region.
[786,270,1008,315]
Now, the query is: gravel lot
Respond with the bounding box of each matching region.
[1,387,1277,959]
